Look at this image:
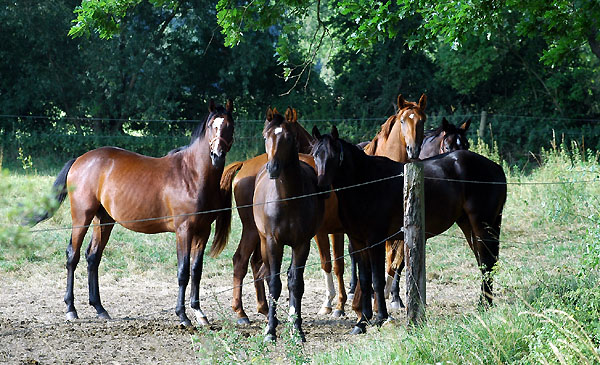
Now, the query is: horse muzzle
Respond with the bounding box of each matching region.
[210,152,225,168]
[266,160,280,179]
[407,145,421,160]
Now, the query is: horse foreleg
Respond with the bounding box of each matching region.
[351,250,373,335]
[314,232,335,315]
[175,226,192,326]
[190,228,210,326]
[262,235,283,342]
[331,233,347,317]
[288,241,310,342]
[86,210,114,319]
[370,247,389,325]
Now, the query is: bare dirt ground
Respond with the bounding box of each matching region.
[0,264,479,364]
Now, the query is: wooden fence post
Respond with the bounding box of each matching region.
[404,161,426,327]
[479,110,488,138]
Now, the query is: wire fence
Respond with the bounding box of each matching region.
[1,113,600,340]
[2,112,600,171]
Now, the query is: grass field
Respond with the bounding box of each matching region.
[1,141,599,363]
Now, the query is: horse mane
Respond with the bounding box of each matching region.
[365,100,422,153]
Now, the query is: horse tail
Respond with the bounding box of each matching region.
[209,161,244,258]
[28,158,77,226]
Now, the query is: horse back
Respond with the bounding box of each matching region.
[67,146,195,233]
[423,150,506,235]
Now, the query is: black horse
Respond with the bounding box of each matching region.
[312,125,506,334]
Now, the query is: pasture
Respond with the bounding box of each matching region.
[1,140,600,363]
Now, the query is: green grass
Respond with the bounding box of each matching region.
[1,140,600,363]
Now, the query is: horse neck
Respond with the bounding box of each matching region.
[375,124,409,162]
[274,152,304,196]
[181,135,221,186]
[295,126,314,154]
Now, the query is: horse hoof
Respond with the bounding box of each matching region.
[318,306,332,315]
[179,319,193,327]
[264,334,276,342]
[390,300,403,310]
[237,317,251,325]
[66,311,78,321]
[332,309,345,318]
[97,311,111,320]
[197,316,210,326]
[350,325,366,335]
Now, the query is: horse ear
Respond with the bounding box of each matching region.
[292,108,298,123]
[312,125,322,139]
[418,93,427,111]
[209,99,216,113]
[460,119,471,131]
[397,94,406,110]
[442,117,450,131]
[285,106,293,122]
[331,125,339,140]
[273,107,279,115]
[266,107,274,122]
[225,99,234,113]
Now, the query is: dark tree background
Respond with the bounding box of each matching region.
[1,0,599,170]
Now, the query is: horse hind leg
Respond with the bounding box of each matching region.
[86,206,114,319]
[64,208,96,320]
[231,223,262,324]
[249,246,268,317]
[331,233,347,317]
[458,215,500,307]
[389,241,405,310]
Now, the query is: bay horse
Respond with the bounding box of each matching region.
[311,126,506,334]
[419,117,471,159]
[221,108,346,325]
[31,100,235,326]
[253,108,324,342]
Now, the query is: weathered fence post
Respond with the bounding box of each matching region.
[478,110,488,138]
[404,161,426,327]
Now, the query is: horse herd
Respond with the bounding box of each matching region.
[32,96,506,341]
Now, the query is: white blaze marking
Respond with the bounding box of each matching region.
[457,139,462,147]
[213,117,224,129]
[409,113,415,119]
[274,127,283,134]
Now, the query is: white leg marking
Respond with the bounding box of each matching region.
[193,308,209,325]
[318,271,335,315]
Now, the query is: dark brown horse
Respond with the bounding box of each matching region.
[221,108,346,324]
[382,116,472,307]
[32,100,235,326]
[253,108,324,342]
[419,117,471,159]
[350,94,427,309]
[311,126,506,334]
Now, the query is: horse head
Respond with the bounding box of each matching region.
[439,117,471,154]
[206,99,235,167]
[394,93,427,159]
[311,125,342,189]
[263,107,298,179]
